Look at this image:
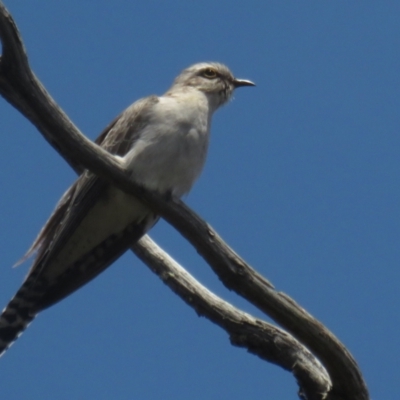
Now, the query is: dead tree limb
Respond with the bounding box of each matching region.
[0,2,368,400]
[133,236,331,400]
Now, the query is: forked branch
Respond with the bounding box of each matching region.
[0,3,368,400]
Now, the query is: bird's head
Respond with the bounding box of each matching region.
[169,62,255,110]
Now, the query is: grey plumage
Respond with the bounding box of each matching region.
[0,62,254,357]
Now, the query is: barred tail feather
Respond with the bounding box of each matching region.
[0,287,39,357]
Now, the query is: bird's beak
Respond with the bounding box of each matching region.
[232,78,256,88]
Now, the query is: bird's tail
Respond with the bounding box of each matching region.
[0,285,38,357]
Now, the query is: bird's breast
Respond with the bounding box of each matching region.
[123,94,211,196]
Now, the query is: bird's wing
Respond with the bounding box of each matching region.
[18,95,160,310]
[23,95,158,261]
[0,95,161,355]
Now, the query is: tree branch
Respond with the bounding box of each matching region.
[133,236,331,400]
[0,2,369,400]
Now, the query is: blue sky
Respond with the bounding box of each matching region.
[0,1,399,399]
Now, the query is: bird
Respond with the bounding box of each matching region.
[0,62,255,357]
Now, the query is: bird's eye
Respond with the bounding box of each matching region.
[202,68,218,79]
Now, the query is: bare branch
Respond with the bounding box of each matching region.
[0,3,128,177]
[0,2,369,400]
[133,235,332,400]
